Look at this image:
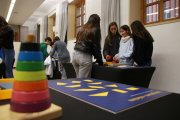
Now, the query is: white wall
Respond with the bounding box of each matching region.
[125,0,180,94]
[38,18,44,43]
[13,42,21,67]
[85,0,102,19]
[55,1,62,37]
[148,22,180,93]
[120,0,130,26]
[20,26,28,42]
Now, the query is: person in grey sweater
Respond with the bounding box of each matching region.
[50,36,70,79]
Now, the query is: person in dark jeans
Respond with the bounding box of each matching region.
[0,16,15,78]
[0,62,6,78]
[0,47,6,78]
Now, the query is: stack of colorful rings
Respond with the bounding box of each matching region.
[10,42,51,112]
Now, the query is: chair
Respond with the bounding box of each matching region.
[62,62,76,78]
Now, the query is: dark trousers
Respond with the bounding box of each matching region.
[0,62,6,78]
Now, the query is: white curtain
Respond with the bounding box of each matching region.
[101,0,120,46]
[42,16,48,42]
[58,0,68,42]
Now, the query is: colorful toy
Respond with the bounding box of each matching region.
[10,35,51,113]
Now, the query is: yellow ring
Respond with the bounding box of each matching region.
[15,70,46,81]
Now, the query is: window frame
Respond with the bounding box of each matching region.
[75,0,85,36]
[142,0,180,24]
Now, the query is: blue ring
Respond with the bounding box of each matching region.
[18,51,43,61]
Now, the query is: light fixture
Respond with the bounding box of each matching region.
[6,0,16,22]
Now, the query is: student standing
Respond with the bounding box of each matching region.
[103,22,121,62]
[40,37,53,60]
[113,25,134,65]
[50,36,70,79]
[72,14,103,78]
[0,16,15,78]
[130,20,154,66]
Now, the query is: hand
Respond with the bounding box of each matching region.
[113,57,119,63]
[113,60,119,63]
[94,60,103,66]
[106,55,112,61]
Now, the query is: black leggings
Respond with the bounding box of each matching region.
[0,63,6,78]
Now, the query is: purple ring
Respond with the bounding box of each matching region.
[10,98,51,113]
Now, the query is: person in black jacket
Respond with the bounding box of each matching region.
[72,14,103,78]
[103,22,121,62]
[130,20,154,66]
[0,16,15,78]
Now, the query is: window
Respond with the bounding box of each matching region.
[143,0,180,24]
[75,0,85,35]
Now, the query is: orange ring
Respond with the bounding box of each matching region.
[13,80,48,91]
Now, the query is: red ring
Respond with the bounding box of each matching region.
[11,89,50,102]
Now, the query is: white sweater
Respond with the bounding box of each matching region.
[115,36,134,65]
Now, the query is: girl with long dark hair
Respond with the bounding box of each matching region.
[72,14,103,78]
[130,20,154,66]
[103,22,121,62]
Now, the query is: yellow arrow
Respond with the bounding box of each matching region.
[88,82,102,85]
[105,84,118,88]
[89,92,109,97]
[88,86,104,89]
[84,79,93,82]
[74,88,97,91]
[57,82,67,86]
[126,87,139,91]
[72,81,81,83]
[112,89,127,93]
[66,84,81,88]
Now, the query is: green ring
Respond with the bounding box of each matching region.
[16,61,44,71]
[15,70,47,81]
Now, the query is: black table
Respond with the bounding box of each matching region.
[48,78,180,120]
[91,65,156,88]
[0,89,180,120]
[50,89,180,120]
[1,89,180,120]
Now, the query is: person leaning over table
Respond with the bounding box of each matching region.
[103,22,121,62]
[130,20,154,66]
[72,14,103,78]
[50,36,70,79]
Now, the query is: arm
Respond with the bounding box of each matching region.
[92,27,103,65]
[49,42,57,58]
[103,37,110,58]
